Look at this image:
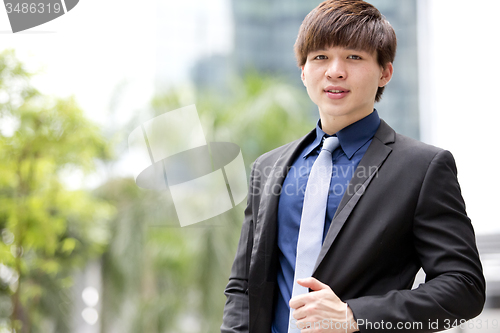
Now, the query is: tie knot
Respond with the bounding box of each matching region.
[322,136,339,154]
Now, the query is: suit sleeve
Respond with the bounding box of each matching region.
[221,157,260,333]
[346,150,485,332]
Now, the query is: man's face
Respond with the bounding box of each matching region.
[301,46,392,132]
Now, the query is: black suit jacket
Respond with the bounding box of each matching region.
[221,120,485,333]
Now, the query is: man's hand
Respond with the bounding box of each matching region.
[289,277,358,333]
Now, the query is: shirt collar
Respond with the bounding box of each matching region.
[303,109,381,160]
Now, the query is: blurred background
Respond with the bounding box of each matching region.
[0,0,499,332]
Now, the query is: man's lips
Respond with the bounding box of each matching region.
[324,86,349,93]
[324,86,350,99]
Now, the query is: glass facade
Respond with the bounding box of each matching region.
[368,0,420,139]
[231,0,320,83]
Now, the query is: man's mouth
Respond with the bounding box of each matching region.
[324,87,349,99]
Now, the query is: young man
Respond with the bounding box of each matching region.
[221,1,485,332]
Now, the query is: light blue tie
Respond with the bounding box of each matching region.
[288,136,340,333]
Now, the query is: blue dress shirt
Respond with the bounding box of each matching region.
[272,110,381,333]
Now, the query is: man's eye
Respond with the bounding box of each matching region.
[348,55,362,60]
[314,55,327,60]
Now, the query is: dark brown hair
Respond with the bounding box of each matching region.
[294,0,397,102]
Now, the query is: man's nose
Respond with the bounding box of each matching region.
[325,59,346,79]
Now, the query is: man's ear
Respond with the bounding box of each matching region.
[301,66,306,87]
[379,62,394,87]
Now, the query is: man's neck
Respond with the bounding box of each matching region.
[319,109,374,135]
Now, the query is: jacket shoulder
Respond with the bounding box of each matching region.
[393,133,443,155]
[252,129,314,169]
[377,119,447,160]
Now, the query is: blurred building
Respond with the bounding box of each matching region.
[191,0,320,94]
[477,234,500,308]
[369,0,420,139]
[231,0,319,83]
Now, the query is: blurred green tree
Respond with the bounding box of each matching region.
[0,50,114,333]
[97,71,314,332]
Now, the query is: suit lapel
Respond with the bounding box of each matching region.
[313,120,395,272]
[249,129,315,330]
[251,129,315,271]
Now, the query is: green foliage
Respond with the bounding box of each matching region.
[0,50,115,333]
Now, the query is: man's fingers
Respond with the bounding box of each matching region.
[289,293,306,310]
[290,277,334,309]
[297,277,330,292]
[291,307,306,321]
